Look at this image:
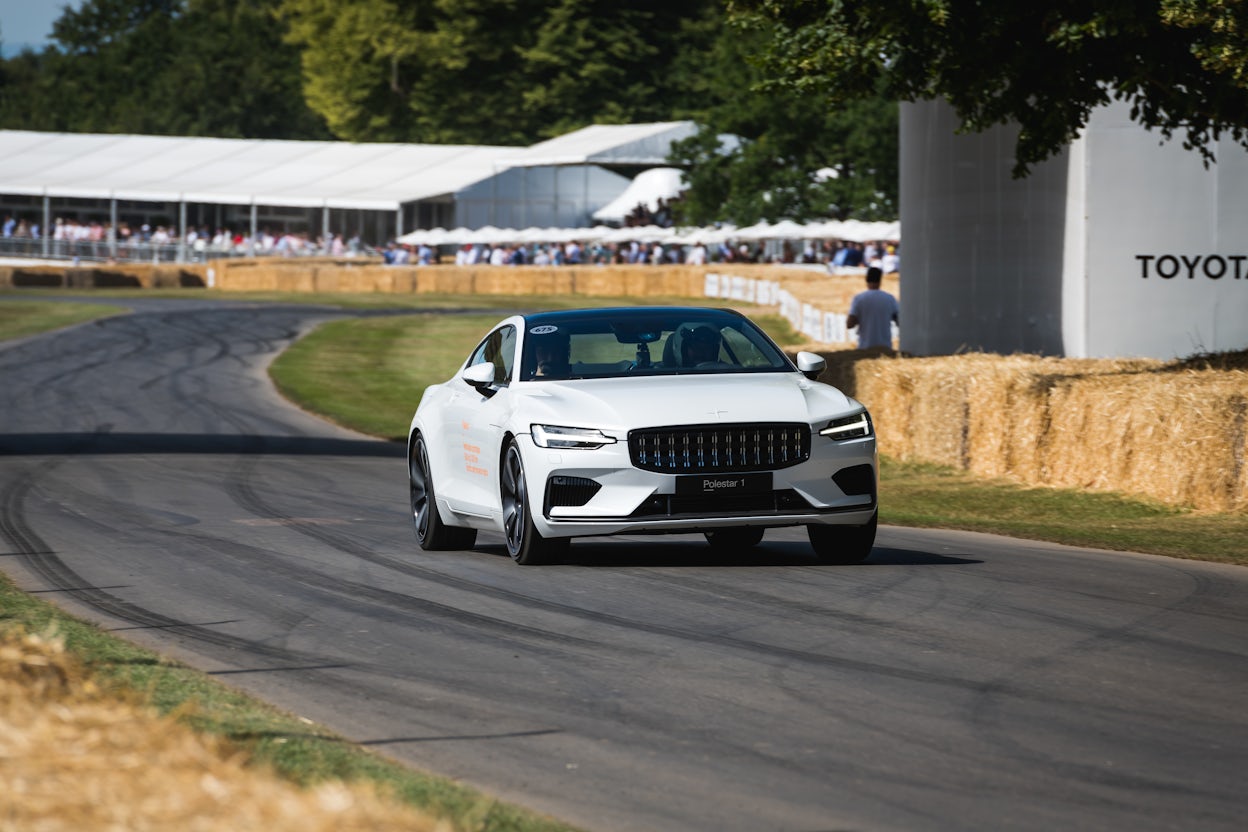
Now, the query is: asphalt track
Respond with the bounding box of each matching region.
[2,297,1246,832]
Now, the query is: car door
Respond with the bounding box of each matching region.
[439,324,517,519]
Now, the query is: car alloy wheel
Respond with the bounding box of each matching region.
[501,440,566,565]
[410,435,476,551]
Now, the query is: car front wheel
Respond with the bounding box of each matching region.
[410,435,477,551]
[807,511,877,564]
[501,440,568,565]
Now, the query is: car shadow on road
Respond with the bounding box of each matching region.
[475,539,981,568]
[0,432,403,457]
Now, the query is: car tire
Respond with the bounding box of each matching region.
[501,440,568,565]
[704,527,765,551]
[807,511,877,564]
[410,434,477,551]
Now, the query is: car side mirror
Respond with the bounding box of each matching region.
[795,351,826,381]
[462,361,499,396]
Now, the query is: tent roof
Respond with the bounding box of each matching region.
[0,124,709,211]
[0,130,516,210]
[497,122,697,168]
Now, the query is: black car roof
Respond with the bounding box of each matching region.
[522,307,745,327]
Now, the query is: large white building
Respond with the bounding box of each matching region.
[900,99,1248,359]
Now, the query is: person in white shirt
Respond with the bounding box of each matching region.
[881,245,900,274]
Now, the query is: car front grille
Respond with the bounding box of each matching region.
[628,423,811,473]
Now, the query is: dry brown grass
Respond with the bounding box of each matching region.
[816,350,1248,512]
[0,626,448,832]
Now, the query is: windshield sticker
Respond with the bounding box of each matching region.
[529,325,559,335]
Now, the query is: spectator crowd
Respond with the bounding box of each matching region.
[383,236,898,274]
[1,214,373,263]
[3,212,898,275]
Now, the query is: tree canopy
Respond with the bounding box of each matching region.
[668,19,897,225]
[0,0,329,138]
[277,0,720,145]
[727,0,1248,175]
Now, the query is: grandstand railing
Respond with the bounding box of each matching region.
[0,236,377,264]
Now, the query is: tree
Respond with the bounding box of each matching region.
[515,0,719,138]
[278,0,720,145]
[727,0,1248,176]
[0,0,329,139]
[668,17,898,225]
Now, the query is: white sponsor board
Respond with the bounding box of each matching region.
[901,99,1248,359]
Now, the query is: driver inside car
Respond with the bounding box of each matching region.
[532,330,571,377]
[679,325,721,367]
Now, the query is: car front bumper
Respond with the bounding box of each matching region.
[519,433,878,539]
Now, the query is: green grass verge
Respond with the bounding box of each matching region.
[879,458,1247,565]
[0,298,125,339]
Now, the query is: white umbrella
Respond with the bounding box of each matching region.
[443,226,474,244]
[765,219,810,240]
[464,225,502,244]
[802,219,844,239]
[395,228,429,245]
[734,220,774,241]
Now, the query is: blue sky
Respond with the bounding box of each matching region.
[0,0,85,56]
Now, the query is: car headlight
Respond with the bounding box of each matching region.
[531,424,617,449]
[819,410,873,440]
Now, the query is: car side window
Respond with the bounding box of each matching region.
[467,325,517,385]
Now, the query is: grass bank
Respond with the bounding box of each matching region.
[0,296,125,339]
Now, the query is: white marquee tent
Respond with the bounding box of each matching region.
[0,130,513,210]
[0,124,698,240]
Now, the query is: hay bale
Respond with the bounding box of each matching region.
[814,350,1247,512]
[572,269,630,297]
[1043,370,1248,511]
[0,627,449,831]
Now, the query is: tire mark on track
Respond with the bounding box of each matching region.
[215,455,604,652]
[27,314,156,390]
[0,454,324,666]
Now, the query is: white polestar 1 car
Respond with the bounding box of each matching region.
[407,307,878,564]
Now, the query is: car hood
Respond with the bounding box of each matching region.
[513,373,858,432]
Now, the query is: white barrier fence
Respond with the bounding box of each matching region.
[705,271,864,346]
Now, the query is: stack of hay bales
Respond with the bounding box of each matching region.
[814,350,1248,512]
[0,263,207,288]
[209,258,710,297]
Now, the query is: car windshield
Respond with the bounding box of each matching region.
[519,309,792,381]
